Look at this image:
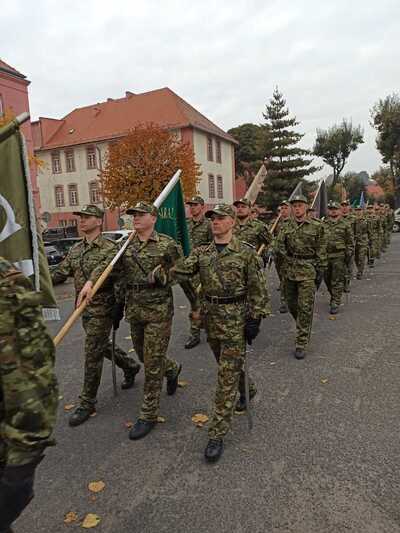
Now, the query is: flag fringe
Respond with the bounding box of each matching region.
[42,307,60,321]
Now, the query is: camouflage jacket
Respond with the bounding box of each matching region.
[354,217,369,246]
[51,234,119,317]
[0,257,58,466]
[117,231,183,322]
[276,218,327,281]
[234,218,272,251]
[342,213,357,237]
[323,218,355,259]
[187,217,213,249]
[172,237,270,339]
[366,214,380,242]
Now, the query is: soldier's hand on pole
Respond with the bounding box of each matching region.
[76,280,93,307]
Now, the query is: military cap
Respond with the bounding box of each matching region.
[233,197,252,207]
[355,206,362,210]
[340,199,350,206]
[126,201,158,215]
[280,199,290,207]
[328,201,341,209]
[205,203,236,218]
[186,195,205,205]
[289,194,308,204]
[366,204,374,209]
[73,204,104,218]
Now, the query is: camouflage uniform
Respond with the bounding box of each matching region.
[51,234,139,410]
[184,215,213,341]
[342,212,356,291]
[323,216,355,307]
[272,215,291,311]
[233,217,272,257]
[0,257,58,529]
[354,213,369,277]
[277,216,327,350]
[366,210,380,263]
[118,228,183,422]
[173,229,270,440]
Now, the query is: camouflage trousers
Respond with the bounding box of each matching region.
[181,275,203,338]
[285,279,316,349]
[355,244,367,275]
[129,318,178,422]
[275,257,287,306]
[207,338,256,440]
[324,256,346,306]
[343,256,353,291]
[80,315,140,409]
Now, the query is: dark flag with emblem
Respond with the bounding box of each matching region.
[0,116,59,319]
[155,170,191,256]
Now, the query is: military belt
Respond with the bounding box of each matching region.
[205,294,246,304]
[287,253,315,260]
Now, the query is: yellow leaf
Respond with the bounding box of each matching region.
[178,380,189,388]
[124,336,131,340]
[88,481,105,493]
[320,378,328,384]
[64,511,78,523]
[157,416,166,423]
[191,413,209,427]
[124,421,133,428]
[89,412,97,418]
[81,513,101,528]
[128,348,135,353]
[64,404,75,411]
[329,316,337,321]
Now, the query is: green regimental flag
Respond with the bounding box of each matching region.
[155,178,191,256]
[0,119,59,320]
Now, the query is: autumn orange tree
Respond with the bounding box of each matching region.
[102,123,201,209]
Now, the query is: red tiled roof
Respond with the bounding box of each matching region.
[366,184,385,198]
[0,59,26,79]
[33,88,237,150]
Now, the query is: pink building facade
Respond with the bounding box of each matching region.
[0,59,40,211]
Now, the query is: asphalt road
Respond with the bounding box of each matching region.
[16,235,400,533]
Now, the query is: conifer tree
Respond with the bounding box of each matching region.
[259,88,319,210]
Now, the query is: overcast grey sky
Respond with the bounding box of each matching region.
[3,0,399,178]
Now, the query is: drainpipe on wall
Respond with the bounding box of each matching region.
[96,145,108,230]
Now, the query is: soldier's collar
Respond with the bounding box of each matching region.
[84,233,103,246]
[227,236,241,252]
[135,230,159,243]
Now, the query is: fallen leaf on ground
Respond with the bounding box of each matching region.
[270,362,277,366]
[329,316,337,321]
[157,416,166,423]
[90,412,97,418]
[124,336,131,340]
[124,421,133,428]
[88,481,105,493]
[128,348,135,353]
[320,378,328,384]
[178,305,187,309]
[58,395,64,400]
[191,413,209,427]
[64,511,78,524]
[81,513,101,528]
[64,404,75,411]
[178,380,189,388]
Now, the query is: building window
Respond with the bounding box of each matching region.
[68,184,79,206]
[65,149,75,172]
[216,139,222,163]
[217,175,223,199]
[0,94,4,117]
[52,151,62,174]
[207,136,213,161]
[54,185,65,207]
[208,174,215,199]
[89,180,101,203]
[87,145,97,169]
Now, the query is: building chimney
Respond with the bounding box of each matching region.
[125,91,135,98]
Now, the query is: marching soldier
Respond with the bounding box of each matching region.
[354,206,369,279]
[183,196,213,349]
[276,195,327,359]
[116,202,186,441]
[51,205,140,427]
[233,197,272,256]
[341,200,356,292]
[172,204,270,463]
[0,257,58,532]
[272,200,291,313]
[366,204,379,267]
[323,202,355,314]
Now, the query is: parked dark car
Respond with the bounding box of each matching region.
[47,237,82,258]
[44,243,64,266]
[43,226,79,241]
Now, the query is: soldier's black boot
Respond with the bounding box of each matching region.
[69,406,95,427]
[356,272,362,280]
[294,347,306,360]
[330,303,339,315]
[166,364,182,396]
[121,365,140,390]
[279,302,288,313]
[204,439,223,463]
[128,419,156,440]
[184,334,200,349]
[235,389,257,412]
